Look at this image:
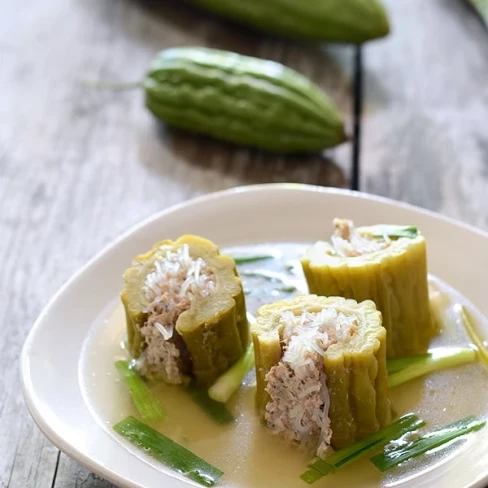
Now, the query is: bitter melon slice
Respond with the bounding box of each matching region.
[252,295,390,451]
[301,220,436,358]
[121,235,248,386]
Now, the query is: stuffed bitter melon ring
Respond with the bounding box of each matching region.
[252,295,390,453]
[301,219,436,358]
[121,235,248,387]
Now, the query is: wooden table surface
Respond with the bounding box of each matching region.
[2,0,488,486]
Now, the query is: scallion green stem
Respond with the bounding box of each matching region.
[359,225,418,239]
[231,254,276,264]
[115,360,166,423]
[300,414,424,484]
[208,343,254,403]
[387,347,478,388]
[454,303,488,368]
[387,353,430,375]
[275,285,297,293]
[371,415,486,472]
[114,416,223,486]
[187,380,234,425]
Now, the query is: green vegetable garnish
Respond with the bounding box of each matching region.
[454,303,488,368]
[301,414,424,484]
[231,254,276,264]
[115,360,166,423]
[387,353,430,375]
[360,225,419,239]
[114,416,223,486]
[371,415,486,472]
[187,380,235,425]
[208,343,255,403]
[275,285,298,293]
[387,347,478,388]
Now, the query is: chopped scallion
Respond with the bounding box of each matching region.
[360,225,418,239]
[208,343,255,403]
[114,416,223,486]
[301,414,424,484]
[275,285,297,293]
[387,347,477,388]
[187,380,235,425]
[387,353,431,375]
[371,415,486,472]
[231,254,276,264]
[115,360,166,423]
[454,303,488,368]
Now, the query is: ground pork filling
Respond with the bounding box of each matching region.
[264,309,359,457]
[323,218,391,257]
[137,244,216,384]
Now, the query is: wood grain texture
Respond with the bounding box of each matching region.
[5,0,488,485]
[53,454,117,488]
[0,0,353,486]
[362,0,488,229]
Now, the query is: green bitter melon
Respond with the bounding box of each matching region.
[144,47,346,153]
[252,295,391,450]
[301,221,436,358]
[121,234,248,386]
[188,0,390,44]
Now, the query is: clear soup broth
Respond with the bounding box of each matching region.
[80,243,488,487]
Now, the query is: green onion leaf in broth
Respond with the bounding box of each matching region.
[301,414,425,484]
[113,416,224,486]
[370,415,486,472]
[115,360,166,423]
[359,225,419,239]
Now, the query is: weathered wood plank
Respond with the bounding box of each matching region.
[362,0,488,229]
[0,0,353,486]
[53,454,117,488]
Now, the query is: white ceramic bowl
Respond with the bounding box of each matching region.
[21,184,488,488]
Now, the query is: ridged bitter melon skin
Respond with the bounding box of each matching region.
[121,235,248,386]
[188,0,390,44]
[252,295,391,449]
[144,47,346,153]
[301,234,436,358]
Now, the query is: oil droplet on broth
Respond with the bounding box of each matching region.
[79,243,488,488]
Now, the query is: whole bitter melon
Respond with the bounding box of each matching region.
[144,47,347,153]
[188,0,390,44]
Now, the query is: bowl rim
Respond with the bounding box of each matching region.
[20,183,488,488]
